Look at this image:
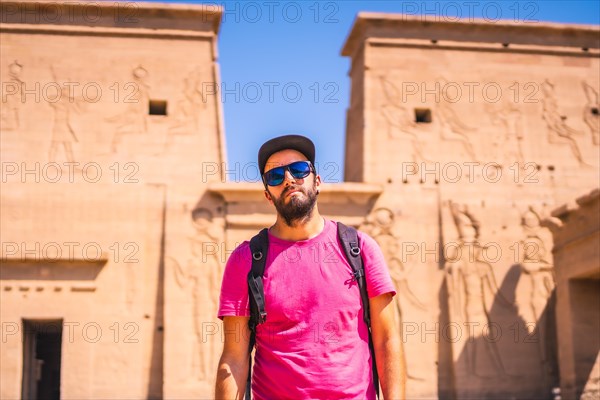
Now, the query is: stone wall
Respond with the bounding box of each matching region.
[545,189,599,400]
[1,4,599,399]
[0,1,224,398]
[342,13,599,399]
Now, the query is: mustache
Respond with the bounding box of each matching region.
[282,185,305,196]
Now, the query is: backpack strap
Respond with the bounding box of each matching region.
[245,228,269,400]
[337,221,379,398]
[337,222,370,326]
[248,228,269,330]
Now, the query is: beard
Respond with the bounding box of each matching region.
[269,181,318,227]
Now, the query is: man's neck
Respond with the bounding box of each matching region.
[270,208,325,241]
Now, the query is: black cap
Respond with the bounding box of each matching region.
[258,134,315,175]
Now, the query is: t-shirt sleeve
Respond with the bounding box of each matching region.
[217,242,251,319]
[359,232,397,299]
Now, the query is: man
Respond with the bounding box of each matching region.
[215,134,405,399]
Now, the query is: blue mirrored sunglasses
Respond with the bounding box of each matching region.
[262,161,314,186]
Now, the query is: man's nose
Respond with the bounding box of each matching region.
[283,169,297,185]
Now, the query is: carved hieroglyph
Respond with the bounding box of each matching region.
[445,202,513,377]
[487,98,526,166]
[171,207,223,382]
[47,67,85,164]
[516,208,555,369]
[541,79,586,164]
[362,207,427,311]
[379,76,429,162]
[582,81,599,146]
[436,77,478,161]
[1,61,23,131]
[162,67,207,152]
[106,65,150,153]
[361,207,427,381]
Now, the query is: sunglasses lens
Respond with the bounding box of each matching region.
[289,161,311,178]
[264,167,285,186]
[263,161,312,186]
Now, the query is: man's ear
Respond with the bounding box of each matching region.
[264,189,274,204]
[315,174,322,194]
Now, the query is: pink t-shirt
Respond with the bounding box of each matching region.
[218,219,396,399]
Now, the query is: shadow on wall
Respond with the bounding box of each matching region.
[0,260,106,281]
[437,277,457,400]
[438,264,559,400]
[146,185,167,399]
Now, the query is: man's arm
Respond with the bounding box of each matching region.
[215,316,251,400]
[370,292,406,400]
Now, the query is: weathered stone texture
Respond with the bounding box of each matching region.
[545,189,599,400]
[1,4,599,399]
[1,1,224,398]
[341,13,599,399]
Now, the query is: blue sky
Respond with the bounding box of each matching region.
[146,0,599,182]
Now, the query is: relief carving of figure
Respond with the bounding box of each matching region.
[172,207,223,382]
[436,77,477,160]
[379,76,429,162]
[48,67,85,164]
[107,66,150,153]
[1,60,24,131]
[445,202,513,377]
[517,208,554,365]
[582,81,599,146]
[361,208,426,309]
[162,67,207,152]
[541,79,587,165]
[362,207,426,380]
[487,97,525,166]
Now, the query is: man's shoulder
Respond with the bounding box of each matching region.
[226,240,252,265]
[234,240,251,250]
[356,228,381,251]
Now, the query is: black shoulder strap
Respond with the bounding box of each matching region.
[337,221,379,398]
[337,221,370,326]
[248,228,269,331]
[246,228,269,400]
